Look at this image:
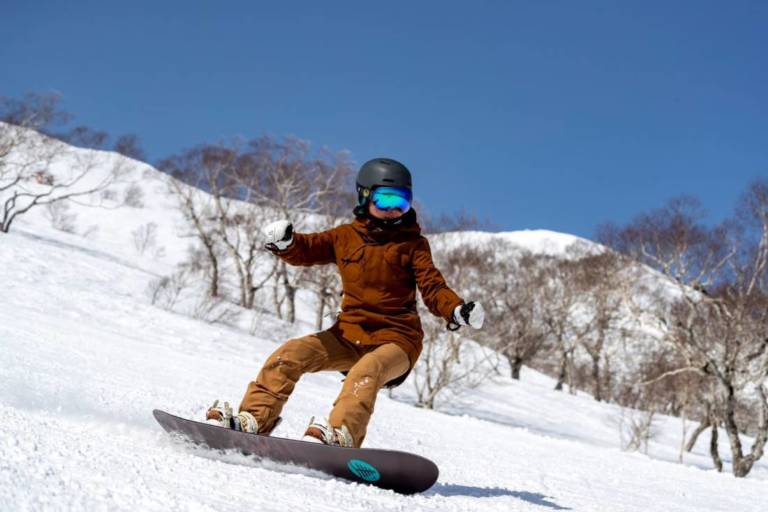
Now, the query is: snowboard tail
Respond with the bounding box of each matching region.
[153,409,438,494]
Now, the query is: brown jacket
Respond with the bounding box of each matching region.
[272,210,464,385]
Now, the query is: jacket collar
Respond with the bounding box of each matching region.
[351,209,421,243]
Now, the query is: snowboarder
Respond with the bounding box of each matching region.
[206,158,485,448]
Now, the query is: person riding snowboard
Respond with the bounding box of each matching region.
[206,158,485,447]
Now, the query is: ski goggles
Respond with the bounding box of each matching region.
[370,186,412,213]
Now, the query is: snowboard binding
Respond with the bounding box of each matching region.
[205,400,281,435]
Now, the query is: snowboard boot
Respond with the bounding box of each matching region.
[205,400,282,435]
[302,416,354,447]
[205,400,259,433]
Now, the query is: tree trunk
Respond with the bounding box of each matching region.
[509,355,523,380]
[566,353,577,395]
[282,270,296,324]
[204,239,219,298]
[720,382,752,477]
[555,352,567,392]
[602,355,612,401]
[710,418,723,472]
[244,271,255,309]
[685,422,709,453]
[272,271,283,320]
[315,293,326,331]
[229,255,247,307]
[685,402,712,453]
[679,411,687,463]
[591,355,602,402]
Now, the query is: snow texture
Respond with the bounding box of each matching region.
[1,137,766,511]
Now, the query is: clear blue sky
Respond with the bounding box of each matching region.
[2,1,766,238]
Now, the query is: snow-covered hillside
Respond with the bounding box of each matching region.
[434,229,601,258]
[2,137,767,511]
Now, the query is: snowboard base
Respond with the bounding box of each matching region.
[153,409,439,494]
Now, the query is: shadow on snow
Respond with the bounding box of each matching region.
[427,483,570,509]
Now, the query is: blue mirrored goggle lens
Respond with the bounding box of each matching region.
[371,187,412,212]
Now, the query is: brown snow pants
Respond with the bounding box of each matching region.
[238,330,410,447]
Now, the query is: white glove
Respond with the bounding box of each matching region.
[453,301,485,329]
[263,220,294,251]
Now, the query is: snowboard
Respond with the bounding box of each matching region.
[153,409,439,494]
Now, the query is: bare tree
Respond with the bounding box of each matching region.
[601,190,768,477]
[202,144,274,310]
[483,247,549,380]
[301,225,343,330]
[147,270,189,310]
[55,125,109,150]
[113,134,146,161]
[420,208,494,234]
[161,137,352,317]
[571,252,629,401]
[123,183,145,208]
[1,93,124,234]
[159,150,224,298]
[236,135,354,218]
[411,238,497,408]
[233,136,353,321]
[44,201,77,233]
[617,406,658,454]
[413,320,465,409]
[132,222,158,256]
[537,254,585,393]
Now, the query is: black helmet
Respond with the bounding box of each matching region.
[356,158,412,207]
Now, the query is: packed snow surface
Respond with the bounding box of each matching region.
[4,221,768,512]
[1,140,766,511]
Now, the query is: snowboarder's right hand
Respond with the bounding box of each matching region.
[263,220,294,251]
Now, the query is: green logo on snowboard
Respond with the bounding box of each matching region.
[347,459,380,482]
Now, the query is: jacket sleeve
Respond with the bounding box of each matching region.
[271,229,336,267]
[412,237,464,321]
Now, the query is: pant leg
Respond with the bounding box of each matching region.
[239,330,356,433]
[328,343,410,447]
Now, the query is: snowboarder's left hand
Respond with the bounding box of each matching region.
[453,301,485,329]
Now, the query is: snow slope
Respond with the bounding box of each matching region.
[2,136,767,511]
[4,225,768,512]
